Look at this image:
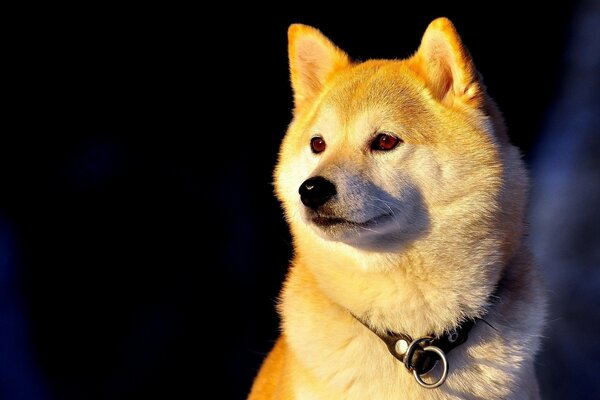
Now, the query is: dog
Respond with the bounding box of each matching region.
[249,18,546,399]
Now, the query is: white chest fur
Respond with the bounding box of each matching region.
[281,267,539,400]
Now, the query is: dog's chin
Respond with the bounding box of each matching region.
[305,211,395,244]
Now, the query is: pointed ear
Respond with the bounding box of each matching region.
[411,18,483,108]
[288,24,350,110]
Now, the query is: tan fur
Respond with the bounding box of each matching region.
[249,18,545,400]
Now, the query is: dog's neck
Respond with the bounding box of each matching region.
[279,237,542,399]
[292,221,508,338]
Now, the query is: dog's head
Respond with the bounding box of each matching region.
[275,19,526,270]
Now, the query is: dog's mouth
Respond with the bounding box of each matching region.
[310,213,393,229]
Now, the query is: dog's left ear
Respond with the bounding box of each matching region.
[288,24,350,111]
[411,18,484,108]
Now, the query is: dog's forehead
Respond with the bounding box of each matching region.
[321,60,426,124]
[313,61,431,139]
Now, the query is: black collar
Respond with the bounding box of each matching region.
[351,313,478,389]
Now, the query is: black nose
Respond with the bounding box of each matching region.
[299,176,337,210]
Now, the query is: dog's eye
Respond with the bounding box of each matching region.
[310,137,326,154]
[371,133,401,151]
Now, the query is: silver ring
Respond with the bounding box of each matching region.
[413,345,449,389]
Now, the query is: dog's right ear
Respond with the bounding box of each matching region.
[288,24,350,111]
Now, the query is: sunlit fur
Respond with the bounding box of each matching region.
[249,18,545,400]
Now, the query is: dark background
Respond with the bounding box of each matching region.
[2,2,599,399]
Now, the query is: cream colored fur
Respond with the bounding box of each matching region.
[249,18,546,400]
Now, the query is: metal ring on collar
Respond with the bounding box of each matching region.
[412,345,449,389]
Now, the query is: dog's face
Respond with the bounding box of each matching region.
[279,63,447,251]
[275,21,524,263]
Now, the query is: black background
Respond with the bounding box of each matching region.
[4,4,577,399]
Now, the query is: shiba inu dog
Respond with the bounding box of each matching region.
[249,18,546,399]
